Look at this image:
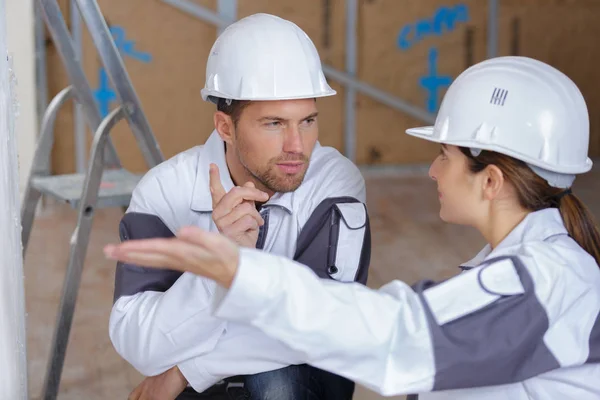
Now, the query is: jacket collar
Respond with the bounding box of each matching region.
[460,208,568,268]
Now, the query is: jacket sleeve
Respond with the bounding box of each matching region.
[108,171,231,378]
[177,322,306,392]
[108,211,228,377]
[212,247,593,396]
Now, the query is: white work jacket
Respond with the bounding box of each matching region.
[109,131,368,387]
[212,208,600,399]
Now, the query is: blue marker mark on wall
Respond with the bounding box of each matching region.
[110,26,152,63]
[396,3,469,112]
[397,4,469,51]
[420,48,452,112]
[95,69,117,117]
[93,26,152,117]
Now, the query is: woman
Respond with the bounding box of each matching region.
[104,56,600,399]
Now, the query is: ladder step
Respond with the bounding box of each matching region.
[31,168,142,209]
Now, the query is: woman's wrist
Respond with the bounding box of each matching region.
[211,252,239,289]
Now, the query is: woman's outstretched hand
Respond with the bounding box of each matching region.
[103,226,240,288]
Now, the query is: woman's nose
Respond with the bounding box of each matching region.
[428,162,437,181]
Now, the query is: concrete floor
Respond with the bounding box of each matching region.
[22,169,600,400]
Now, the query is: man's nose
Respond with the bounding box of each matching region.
[283,127,303,154]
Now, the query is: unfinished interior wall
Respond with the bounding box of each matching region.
[356,0,486,164]
[46,0,217,174]
[356,0,600,164]
[45,0,600,174]
[0,0,29,397]
[497,0,600,159]
[7,0,37,198]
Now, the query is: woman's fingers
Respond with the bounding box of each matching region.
[178,226,234,250]
[177,225,212,244]
[104,238,200,272]
[175,227,240,287]
[103,230,238,287]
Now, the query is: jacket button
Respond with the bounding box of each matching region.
[328,265,338,275]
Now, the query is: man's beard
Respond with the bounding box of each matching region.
[238,149,309,193]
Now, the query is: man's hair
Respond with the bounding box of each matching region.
[216,97,251,126]
[215,97,318,126]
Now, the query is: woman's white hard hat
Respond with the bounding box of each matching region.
[406,56,592,188]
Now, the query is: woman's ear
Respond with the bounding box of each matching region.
[213,112,234,145]
[482,165,505,201]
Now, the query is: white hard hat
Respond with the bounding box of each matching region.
[201,13,336,103]
[406,56,592,186]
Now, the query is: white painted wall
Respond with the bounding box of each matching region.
[6,0,37,199]
[0,0,29,397]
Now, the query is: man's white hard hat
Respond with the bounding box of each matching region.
[201,13,336,103]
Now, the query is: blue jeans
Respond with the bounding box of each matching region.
[245,364,355,400]
[174,364,354,399]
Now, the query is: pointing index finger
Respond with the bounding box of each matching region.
[209,163,227,208]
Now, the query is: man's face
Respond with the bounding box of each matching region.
[230,99,319,193]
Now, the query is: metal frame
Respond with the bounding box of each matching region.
[34,1,48,126]
[26,2,166,398]
[41,106,126,400]
[217,0,237,35]
[39,0,122,169]
[345,0,358,165]
[71,0,86,174]
[23,83,127,399]
[75,0,164,167]
[488,0,499,59]
[21,86,75,252]
[35,0,166,174]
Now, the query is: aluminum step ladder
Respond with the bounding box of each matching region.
[20,1,165,399]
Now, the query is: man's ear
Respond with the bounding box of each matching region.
[214,111,234,145]
[482,164,505,201]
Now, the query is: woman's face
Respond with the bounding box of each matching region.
[428,145,485,225]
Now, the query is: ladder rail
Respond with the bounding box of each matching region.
[28,2,166,398]
[21,86,74,253]
[75,0,165,168]
[41,105,127,400]
[30,86,75,176]
[39,0,122,168]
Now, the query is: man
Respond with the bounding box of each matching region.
[109,13,371,400]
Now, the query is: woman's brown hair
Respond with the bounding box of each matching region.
[459,147,600,266]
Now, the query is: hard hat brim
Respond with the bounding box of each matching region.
[405,127,594,174]
[201,88,337,103]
